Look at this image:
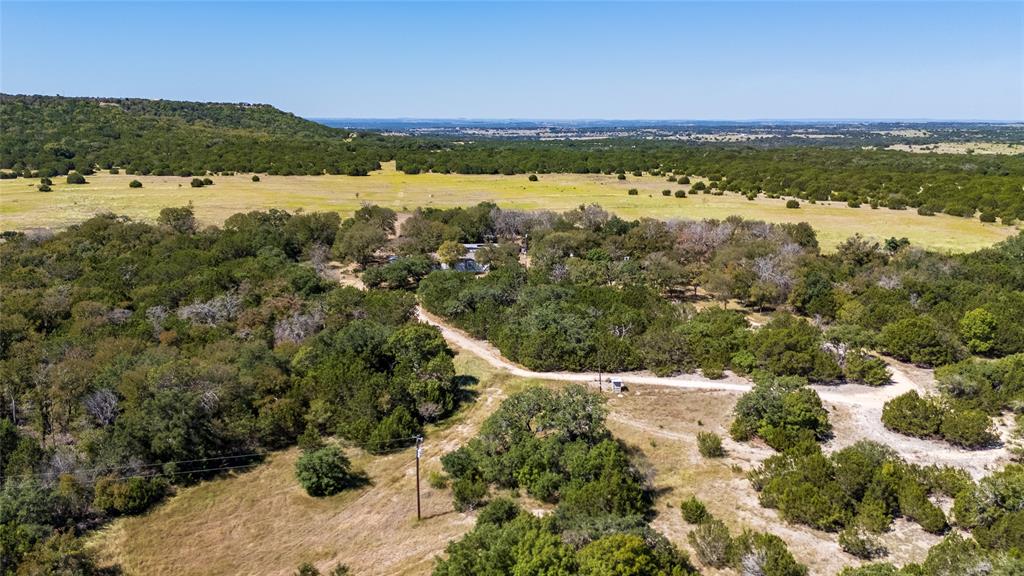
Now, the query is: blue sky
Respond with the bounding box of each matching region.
[2,1,1021,120]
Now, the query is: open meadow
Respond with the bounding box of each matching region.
[2,162,1015,252]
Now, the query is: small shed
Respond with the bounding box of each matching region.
[610,377,624,393]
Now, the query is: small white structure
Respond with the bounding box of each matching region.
[610,377,624,393]
[437,243,495,274]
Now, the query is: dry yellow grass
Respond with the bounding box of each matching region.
[885,142,1022,155]
[2,162,1015,252]
[88,353,544,576]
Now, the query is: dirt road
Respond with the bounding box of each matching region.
[416,306,1010,478]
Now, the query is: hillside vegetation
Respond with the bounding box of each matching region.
[0,94,390,176]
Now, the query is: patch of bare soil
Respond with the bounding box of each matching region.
[605,387,944,575]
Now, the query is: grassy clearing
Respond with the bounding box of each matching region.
[2,162,1015,252]
[88,352,547,576]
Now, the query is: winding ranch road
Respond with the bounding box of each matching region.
[416,306,1010,478]
[416,306,909,405]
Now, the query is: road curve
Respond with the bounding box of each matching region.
[416,306,1009,478]
[416,306,921,406]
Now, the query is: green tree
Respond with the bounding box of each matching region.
[680,495,710,524]
[880,317,965,367]
[295,445,358,497]
[688,518,732,568]
[437,240,467,268]
[577,533,690,576]
[697,431,724,458]
[960,308,998,355]
[332,220,388,267]
[881,391,943,438]
[730,531,808,576]
[157,204,197,234]
[940,409,996,449]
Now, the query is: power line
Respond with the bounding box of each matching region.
[2,435,426,483]
[2,451,270,480]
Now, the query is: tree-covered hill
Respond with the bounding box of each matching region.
[0,94,394,177]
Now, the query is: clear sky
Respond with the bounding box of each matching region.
[2,1,1021,120]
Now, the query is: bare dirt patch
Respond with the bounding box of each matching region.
[605,387,944,575]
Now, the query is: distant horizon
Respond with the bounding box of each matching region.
[312,116,1024,125]
[8,92,1022,124]
[2,2,1021,121]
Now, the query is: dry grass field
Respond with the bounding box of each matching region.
[89,353,537,576]
[90,347,941,576]
[885,142,1022,155]
[2,162,1015,252]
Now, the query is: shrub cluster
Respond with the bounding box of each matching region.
[749,440,949,537]
[294,445,360,497]
[434,388,701,576]
[730,373,832,451]
[881,391,997,449]
[441,386,648,519]
[683,496,808,575]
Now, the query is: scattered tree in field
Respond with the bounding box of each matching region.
[190,177,204,188]
[158,204,198,234]
[697,431,724,458]
[786,199,801,209]
[681,495,710,524]
[129,179,143,188]
[528,174,538,181]
[881,391,996,449]
[839,525,886,559]
[252,174,261,182]
[66,173,86,184]
[881,391,943,438]
[688,518,732,568]
[628,188,639,195]
[295,445,358,497]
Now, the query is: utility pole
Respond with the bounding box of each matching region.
[415,436,423,521]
